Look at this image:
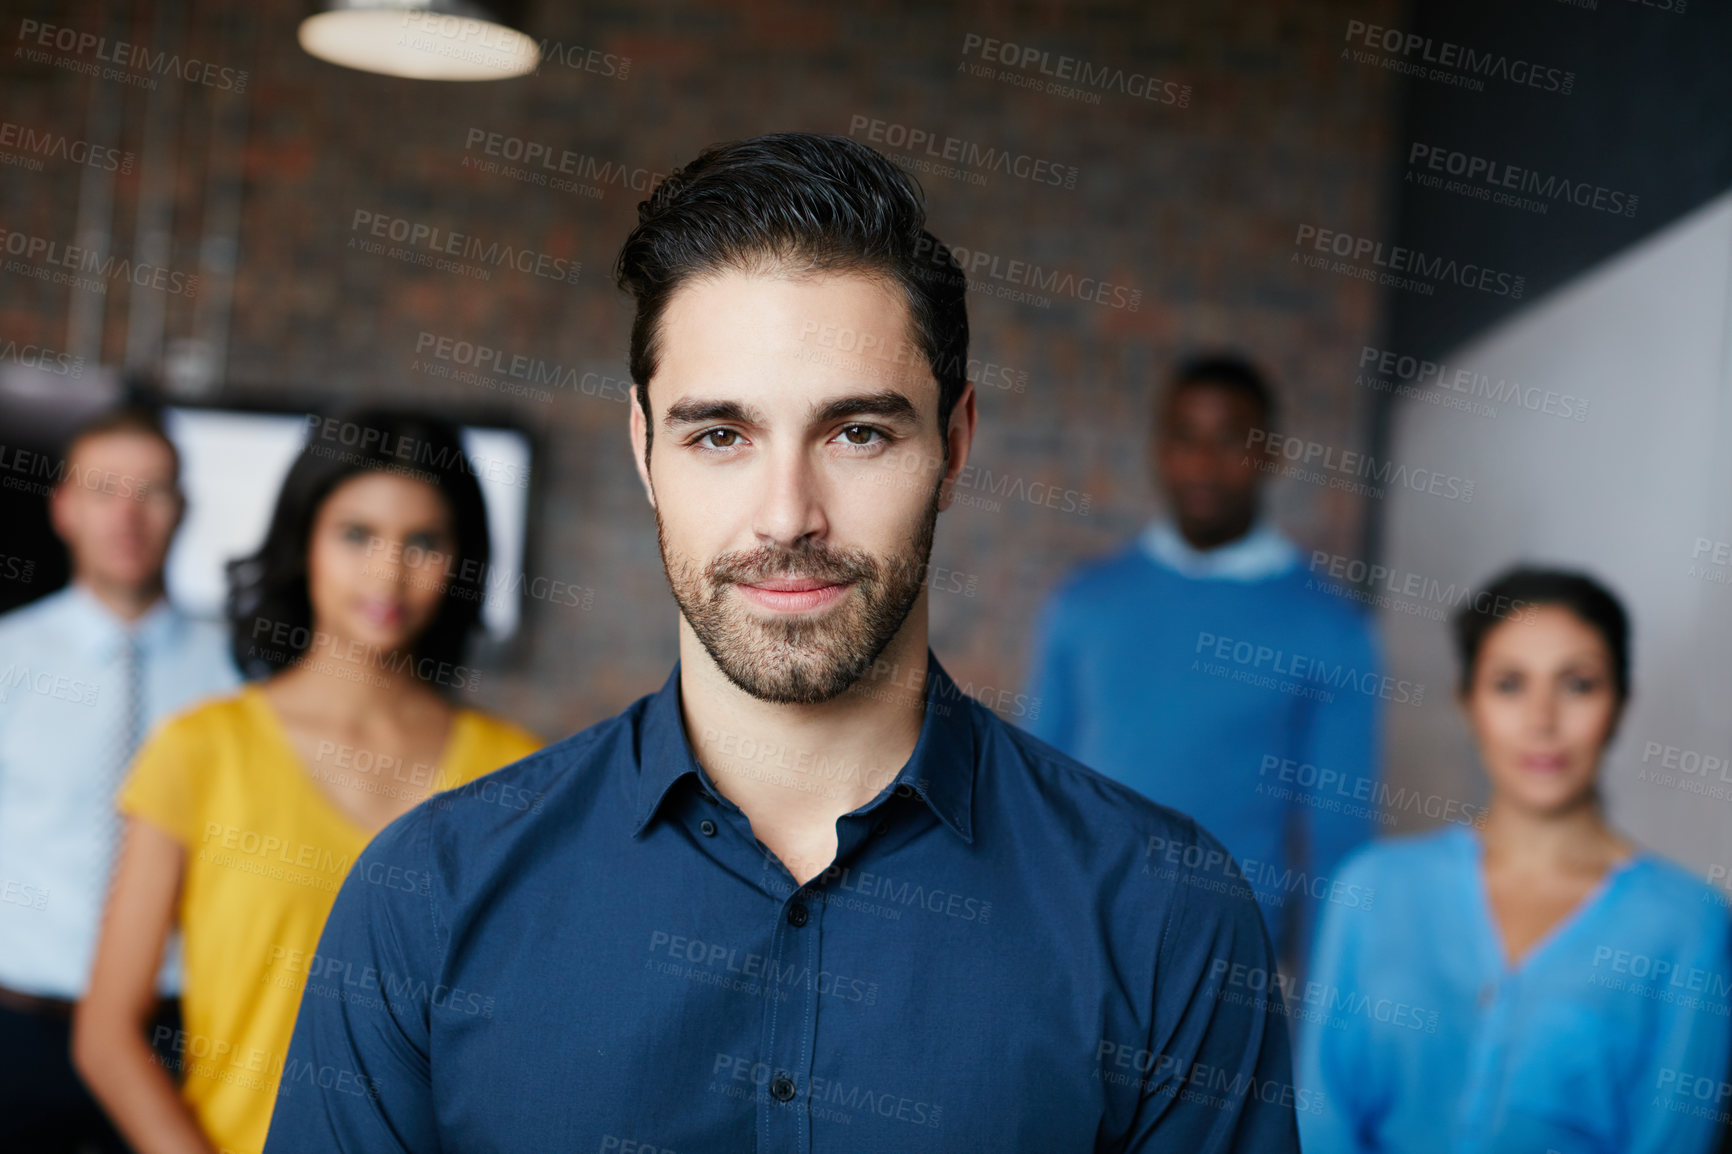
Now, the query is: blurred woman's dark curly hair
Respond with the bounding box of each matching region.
[226,408,491,686]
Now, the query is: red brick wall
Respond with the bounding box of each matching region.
[0,0,1407,739]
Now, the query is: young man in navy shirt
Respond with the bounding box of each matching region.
[265,132,1301,1153]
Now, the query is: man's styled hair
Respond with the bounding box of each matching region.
[613,132,969,462]
[1163,352,1278,431]
[61,401,182,489]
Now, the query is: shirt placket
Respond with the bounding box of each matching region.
[752,808,885,1154]
[752,871,823,1154]
[688,770,900,1154]
[1459,968,1513,1154]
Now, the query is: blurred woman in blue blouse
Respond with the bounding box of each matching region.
[1298,567,1731,1153]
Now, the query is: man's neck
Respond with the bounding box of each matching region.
[75,575,166,624]
[1175,514,1255,553]
[678,620,930,885]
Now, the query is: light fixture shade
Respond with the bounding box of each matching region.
[298,0,540,81]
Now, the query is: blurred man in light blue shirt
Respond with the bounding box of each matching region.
[0,404,236,1151]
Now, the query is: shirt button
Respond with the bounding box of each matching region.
[699,819,717,837]
[872,818,889,837]
[770,1073,796,1102]
[787,903,809,927]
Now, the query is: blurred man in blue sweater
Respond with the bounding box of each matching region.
[1024,354,1385,963]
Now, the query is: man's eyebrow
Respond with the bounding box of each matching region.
[662,391,920,430]
[811,391,920,425]
[662,398,766,429]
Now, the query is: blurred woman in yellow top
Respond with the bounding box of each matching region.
[73,410,543,1154]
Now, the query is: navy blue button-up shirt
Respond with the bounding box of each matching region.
[264,652,1300,1153]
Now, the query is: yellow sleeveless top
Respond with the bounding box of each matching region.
[118,684,542,1154]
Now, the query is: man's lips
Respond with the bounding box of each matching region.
[734,577,851,613]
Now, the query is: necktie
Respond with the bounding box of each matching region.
[103,632,145,869]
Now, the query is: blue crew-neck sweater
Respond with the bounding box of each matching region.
[1023,541,1387,960]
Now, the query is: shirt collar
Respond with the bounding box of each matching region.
[632,648,976,843]
[59,582,184,659]
[1137,518,1299,582]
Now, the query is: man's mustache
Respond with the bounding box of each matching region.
[709,546,880,586]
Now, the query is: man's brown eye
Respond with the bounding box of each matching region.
[705,429,738,448]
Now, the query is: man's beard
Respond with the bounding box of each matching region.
[657,479,941,705]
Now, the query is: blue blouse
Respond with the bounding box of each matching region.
[1297,826,1731,1153]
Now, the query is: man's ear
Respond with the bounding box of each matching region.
[47,480,75,545]
[629,386,656,508]
[936,379,978,513]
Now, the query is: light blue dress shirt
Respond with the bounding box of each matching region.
[1298,826,1732,1153]
[1137,518,1302,583]
[0,584,237,998]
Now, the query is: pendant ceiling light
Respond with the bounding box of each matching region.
[298,1,539,81]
